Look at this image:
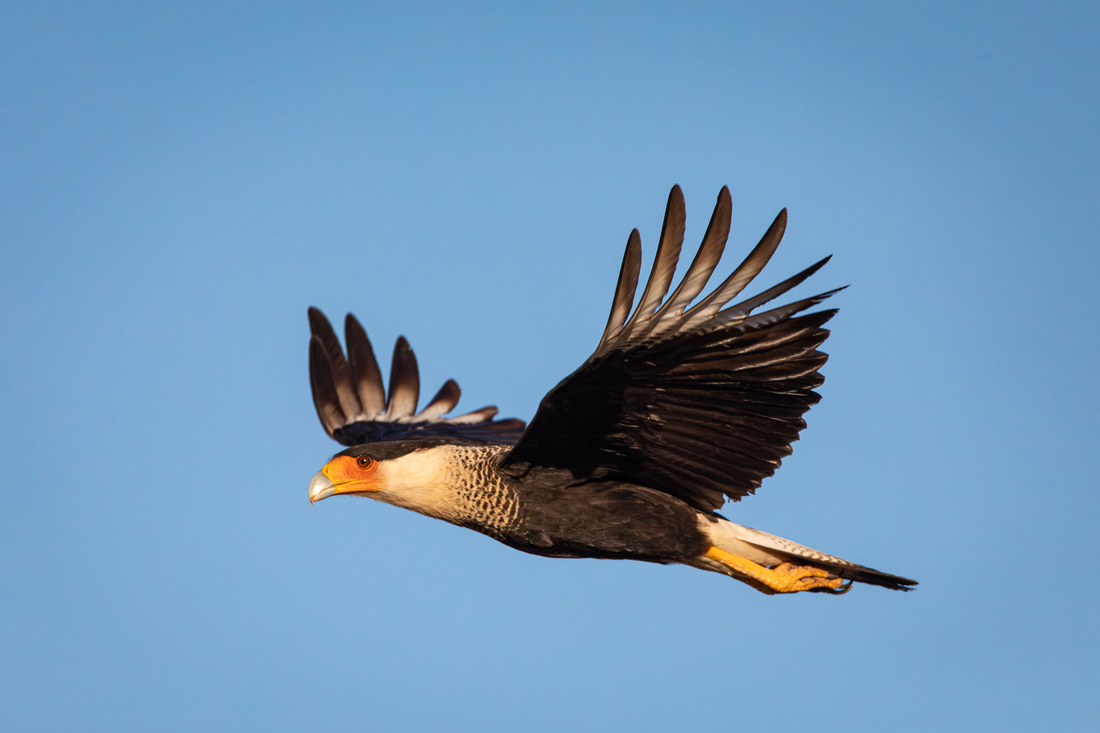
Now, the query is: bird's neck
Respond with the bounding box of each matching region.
[372,445,514,527]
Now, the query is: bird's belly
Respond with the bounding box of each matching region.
[492,482,710,563]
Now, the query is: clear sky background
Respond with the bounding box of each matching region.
[2,2,1098,731]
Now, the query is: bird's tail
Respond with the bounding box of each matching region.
[699,516,917,592]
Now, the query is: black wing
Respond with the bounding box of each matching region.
[499,186,842,512]
[308,308,526,446]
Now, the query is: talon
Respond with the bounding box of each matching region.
[810,579,853,594]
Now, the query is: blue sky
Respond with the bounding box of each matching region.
[2,2,1098,730]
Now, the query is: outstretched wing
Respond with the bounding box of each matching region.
[308,308,526,446]
[499,186,843,512]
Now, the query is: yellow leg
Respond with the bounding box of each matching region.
[704,546,846,593]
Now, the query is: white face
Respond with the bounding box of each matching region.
[367,447,464,521]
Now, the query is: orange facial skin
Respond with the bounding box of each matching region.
[322,454,381,494]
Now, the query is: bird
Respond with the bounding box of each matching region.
[306,185,917,594]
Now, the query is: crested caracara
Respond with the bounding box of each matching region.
[307,186,917,594]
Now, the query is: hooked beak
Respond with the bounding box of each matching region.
[308,470,336,503]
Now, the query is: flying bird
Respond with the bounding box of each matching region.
[307,186,916,594]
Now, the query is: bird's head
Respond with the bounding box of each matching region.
[308,451,381,503]
[308,440,460,518]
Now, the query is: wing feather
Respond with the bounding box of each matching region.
[618,185,686,338]
[308,335,346,438]
[597,229,642,350]
[386,337,420,419]
[345,314,386,417]
[501,188,840,510]
[448,406,501,424]
[417,379,461,419]
[718,257,833,321]
[308,307,363,419]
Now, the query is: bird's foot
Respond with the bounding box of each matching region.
[767,562,847,593]
[703,546,847,593]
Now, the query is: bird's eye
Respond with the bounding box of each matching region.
[356,456,373,469]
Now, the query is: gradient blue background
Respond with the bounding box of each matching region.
[3,2,1098,730]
